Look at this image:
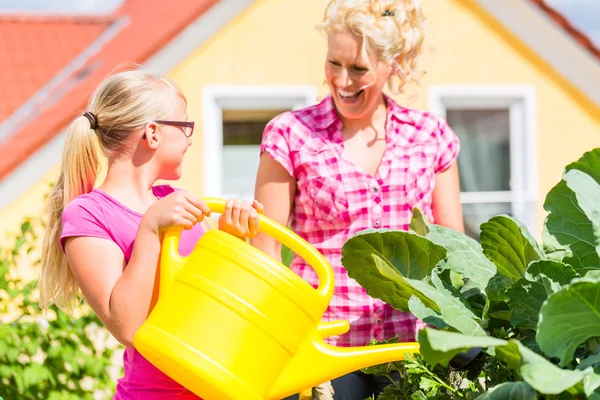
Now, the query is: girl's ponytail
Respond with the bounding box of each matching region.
[39,115,99,310]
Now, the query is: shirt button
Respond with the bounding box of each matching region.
[372,186,379,193]
[374,221,381,228]
[376,319,382,325]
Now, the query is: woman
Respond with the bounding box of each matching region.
[253,1,463,398]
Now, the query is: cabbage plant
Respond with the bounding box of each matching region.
[342,148,600,400]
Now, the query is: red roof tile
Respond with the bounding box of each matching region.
[530,0,600,61]
[0,0,218,180]
[0,16,113,121]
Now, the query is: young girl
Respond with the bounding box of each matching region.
[39,68,262,399]
[254,0,463,398]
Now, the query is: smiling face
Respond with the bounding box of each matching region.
[325,30,392,122]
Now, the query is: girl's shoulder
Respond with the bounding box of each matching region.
[151,184,177,199]
[63,191,105,219]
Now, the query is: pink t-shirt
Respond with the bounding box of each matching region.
[60,185,204,399]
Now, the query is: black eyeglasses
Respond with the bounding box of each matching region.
[155,120,195,138]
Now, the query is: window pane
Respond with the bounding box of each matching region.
[222,121,268,145]
[447,109,511,193]
[221,110,286,198]
[462,202,512,239]
[222,145,261,198]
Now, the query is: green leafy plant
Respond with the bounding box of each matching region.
[0,219,121,400]
[342,148,600,399]
[363,337,479,399]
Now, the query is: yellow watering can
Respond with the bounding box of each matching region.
[134,198,419,400]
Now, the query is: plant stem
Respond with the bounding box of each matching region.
[417,357,463,396]
[428,371,462,396]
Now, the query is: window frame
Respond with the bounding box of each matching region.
[428,85,538,234]
[202,85,317,199]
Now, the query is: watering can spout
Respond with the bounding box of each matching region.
[267,323,420,400]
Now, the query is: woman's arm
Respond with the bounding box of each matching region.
[252,153,296,262]
[432,161,465,233]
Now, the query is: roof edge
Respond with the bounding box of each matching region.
[0,16,130,143]
[0,0,254,208]
[531,0,600,60]
[471,0,600,114]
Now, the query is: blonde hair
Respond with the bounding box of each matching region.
[318,0,426,94]
[39,67,184,310]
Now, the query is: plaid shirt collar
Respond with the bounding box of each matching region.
[312,93,418,136]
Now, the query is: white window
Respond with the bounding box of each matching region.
[203,86,317,200]
[429,86,537,238]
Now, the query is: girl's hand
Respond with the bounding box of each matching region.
[218,198,263,238]
[143,191,211,234]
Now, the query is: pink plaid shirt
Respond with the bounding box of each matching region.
[260,94,460,347]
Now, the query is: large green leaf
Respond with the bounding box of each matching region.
[543,148,600,273]
[567,148,600,180]
[506,260,577,329]
[409,208,430,237]
[588,271,600,280]
[505,280,547,330]
[564,168,600,267]
[474,382,536,400]
[407,296,448,329]
[486,274,514,302]
[425,224,497,292]
[516,341,590,396]
[537,276,600,366]
[417,329,506,368]
[579,354,600,371]
[524,259,578,289]
[565,169,600,231]
[418,328,590,395]
[583,365,600,398]
[341,230,446,312]
[408,273,486,336]
[481,215,544,282]
[542,181,598,272]
[410,209,497,291]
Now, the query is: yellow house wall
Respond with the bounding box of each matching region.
[421,0,600,214]
[168,0,330,197]
[1,0,599,240]
[0,167,58,244]
[170,0,600,234]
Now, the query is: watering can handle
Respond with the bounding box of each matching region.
[163,197,334,300]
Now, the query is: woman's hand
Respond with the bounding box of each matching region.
[143,191,212,234]
[218,198,263,238]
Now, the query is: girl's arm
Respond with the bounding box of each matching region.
[65,192,261,348]
[64,219,162,348]
[252,153,296,262]
[432,161,465,233]
[64,190,211,348]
